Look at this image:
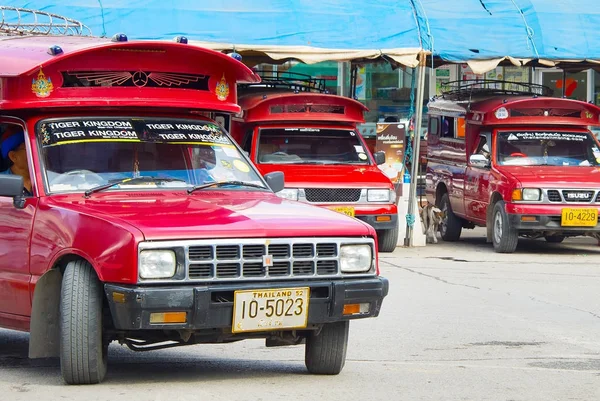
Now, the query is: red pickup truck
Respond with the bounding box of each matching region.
[229,71,399,252]
[426,80,600,253]
[0,35,388,384]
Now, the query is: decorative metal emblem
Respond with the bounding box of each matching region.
[215,74,230,101]
[65,71,205,88]
[31,69,54,98]
[262,254,274,268]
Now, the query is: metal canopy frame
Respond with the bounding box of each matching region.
[0,6,92,36]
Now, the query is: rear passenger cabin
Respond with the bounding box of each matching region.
[425,79,600,162]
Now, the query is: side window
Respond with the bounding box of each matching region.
[475,135,489,156]
[0,122,32,195]
[441,116,455,138]
[241,129,253,154]
[428,117,439,137]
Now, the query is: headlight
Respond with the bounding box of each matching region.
[367,189,391,202]
[522,188,541,201]
[276,188,299,201]
[340,245,372,273]
[139,250,176,279]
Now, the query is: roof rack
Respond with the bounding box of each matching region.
[437,79,553,101]
[0,6,92,36]
[239,70,329,93]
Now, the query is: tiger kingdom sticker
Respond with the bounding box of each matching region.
[233,159,250,173]
[31,69,54,98]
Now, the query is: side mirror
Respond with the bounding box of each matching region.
[469,153,491,168]
[264,171,285,193]
[0,175,24,197]
[373,151,386,165]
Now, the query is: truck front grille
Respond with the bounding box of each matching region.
[304,188,361,203]
[176,238,372,282]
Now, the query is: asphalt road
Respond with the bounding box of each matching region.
[1,228,599,400]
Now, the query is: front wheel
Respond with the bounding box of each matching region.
[377,225,399,253]
[60,260,108,385]
[492,201,518,253]
[305,321,349,375]
[439,193,462,241]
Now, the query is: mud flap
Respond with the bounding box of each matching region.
[29,269,62,358]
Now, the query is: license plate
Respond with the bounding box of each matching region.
[328,206,355,217]
[232,287,310,333]
[561,208,599,227]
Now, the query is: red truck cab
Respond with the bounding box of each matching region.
[0,35,388,384]
[230,72,399,252]
[426,80,600,253]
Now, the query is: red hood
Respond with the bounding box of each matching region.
[256,164,393,188]
[498,166,600,188]
[47,191,373,241]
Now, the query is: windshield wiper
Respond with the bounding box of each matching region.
[187,180,267,194]
[84,176,187,197]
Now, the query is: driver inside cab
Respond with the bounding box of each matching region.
[1,129,32,194]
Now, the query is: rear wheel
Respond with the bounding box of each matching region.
[439,193,462,241]
[305,321,349,375]
[377,225,399,252]
[60,259,108,385]
[545,235,565,243]
[492,201,518,253]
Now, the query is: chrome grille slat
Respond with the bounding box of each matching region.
[293,243,314,258]
[317,260,338,275]
[189,246,213,261]
[216,263,240,278]
[304,188,361,203]
[547,190,561,202]
[269,244,290,258]
[216,245,240,260]
[317,243,337,257]
[293,261,314,275]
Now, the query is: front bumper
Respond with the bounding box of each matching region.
[355,213,398,230]
[506,203,600,232]
[104,277,389,331]
[508,214,600,232]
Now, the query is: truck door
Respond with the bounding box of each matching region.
[464,132,492,224]
[0,122,37,318]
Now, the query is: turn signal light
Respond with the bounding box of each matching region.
[149,312,187,324]
[376,216,392,222]
[343,303,370,315]
[511,189,522,201]
[112,292,126,303]
[521,216,538,222]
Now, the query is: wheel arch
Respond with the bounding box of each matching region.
[486,191,504,243]
[28,254,103,359]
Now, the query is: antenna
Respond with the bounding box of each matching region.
[0,6,93,37]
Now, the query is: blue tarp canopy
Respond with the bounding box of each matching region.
[2,1,600,72]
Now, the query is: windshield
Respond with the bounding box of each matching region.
[496,131,600,167]
[257,128,370,165]
[38,117,265,193]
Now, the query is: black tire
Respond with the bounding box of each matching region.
[545,235,565,243]
[438,193,462,241]
[305,321,349,375]
[377,225,399,253]
[60,260,108,385]
[492,201,519,253]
